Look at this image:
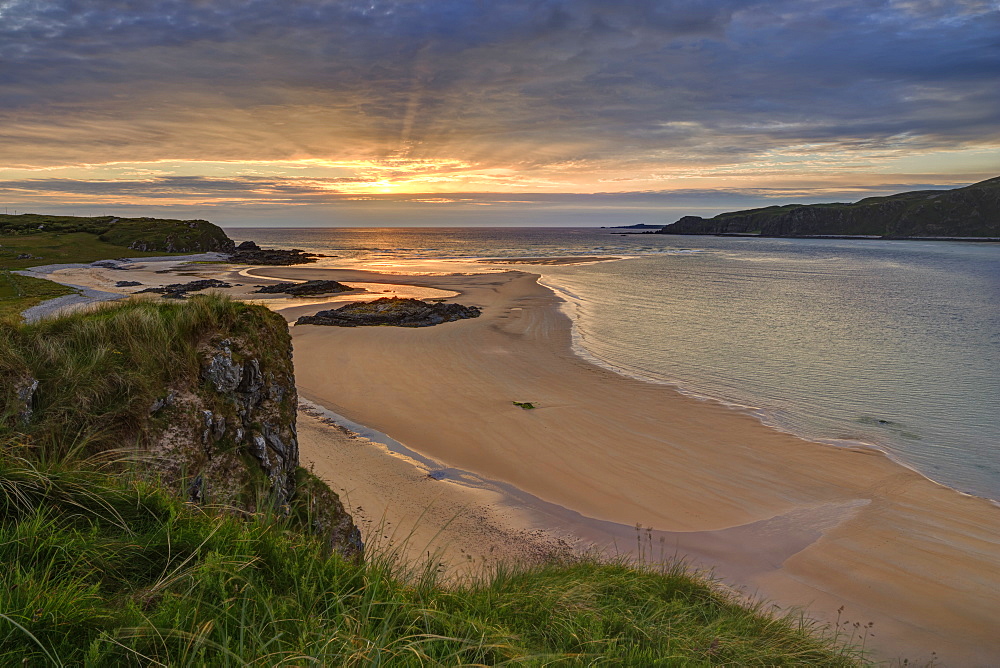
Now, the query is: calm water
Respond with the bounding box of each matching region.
[229,227,1000,500]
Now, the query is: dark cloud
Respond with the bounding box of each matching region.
[0,0,997,172]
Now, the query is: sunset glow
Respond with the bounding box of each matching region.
[1,1,997,225]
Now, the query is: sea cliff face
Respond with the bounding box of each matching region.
[1,297,362,559]
[658,175,1000,238]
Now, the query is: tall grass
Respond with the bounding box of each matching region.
[1,294,289,457]
[0,446,865,666]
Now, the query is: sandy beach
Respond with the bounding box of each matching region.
[262,263,1000,667]
[25,257,1000,666]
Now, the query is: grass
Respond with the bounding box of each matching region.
[0,213,235,316]
[0,214,232,258]
[0,231,195,272]
[0,445,865,666]
[0,271,76,320]
[1,294,290,455]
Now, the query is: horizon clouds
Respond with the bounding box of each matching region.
[1,0,998,224]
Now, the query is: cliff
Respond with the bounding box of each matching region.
[658,176,1000,238]
[0,294,360,558]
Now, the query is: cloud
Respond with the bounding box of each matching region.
[0,0,996,196]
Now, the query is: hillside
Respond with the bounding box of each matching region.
[658,176,1000,238]
[0,213,234,266]
[0,296,866,665]
[0,214,237,318]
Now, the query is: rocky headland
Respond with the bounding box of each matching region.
[296,297,481,327]
[658,175,1000,238]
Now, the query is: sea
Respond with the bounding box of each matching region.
[227,227,1000,502]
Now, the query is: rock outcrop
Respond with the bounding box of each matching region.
[296,297,481,327]
[148,324,362,559]
[11,376,39,425]
[137,279,232,298]
[227,247,320,265]
[1,299,362,560]
[658,176,1000,238]
[255,280,353,296]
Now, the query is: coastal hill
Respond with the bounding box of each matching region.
[0,213,238,317]
[0,213,235,257]
[657,176,1000,238]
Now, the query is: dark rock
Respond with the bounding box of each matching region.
[137,278,231,295]
[255,280,353,296]
[14,377,39,425]
[188,476,204,503]
[226,247,319,265]
[115,280,143,287]
[137,278,231,299]
[148,391,175,414]
[91,260,128,269]
[236,240,261,251]
[297,297,481,328]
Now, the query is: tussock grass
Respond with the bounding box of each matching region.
[0,446,865,666]
[1,294,288,455]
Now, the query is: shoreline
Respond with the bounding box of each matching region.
[22,257,1000,665]
[256,263,1000,667]
[539,273,997,510]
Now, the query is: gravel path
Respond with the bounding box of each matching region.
[19,288,125,323]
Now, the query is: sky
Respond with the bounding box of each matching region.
[1,0,998,226]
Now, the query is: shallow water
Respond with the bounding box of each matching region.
[229,227,1000,500]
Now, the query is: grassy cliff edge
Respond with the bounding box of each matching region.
[0,296,865,665]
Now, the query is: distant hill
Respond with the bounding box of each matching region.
[0,213,235,252]
[657,176,1000,239]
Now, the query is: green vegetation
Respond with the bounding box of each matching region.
[0,297,867,665]
[0,213,233,256]
[1,295,287,453]
[0,231,181,272]
[660,175,1000,238]
[513,400,536,409]
[0,212,235,318]
[0,445,863,666]
[0,271,76,320]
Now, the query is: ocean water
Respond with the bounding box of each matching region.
[228,227,1000,500]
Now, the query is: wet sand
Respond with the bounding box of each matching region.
[261,264,1000,667]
